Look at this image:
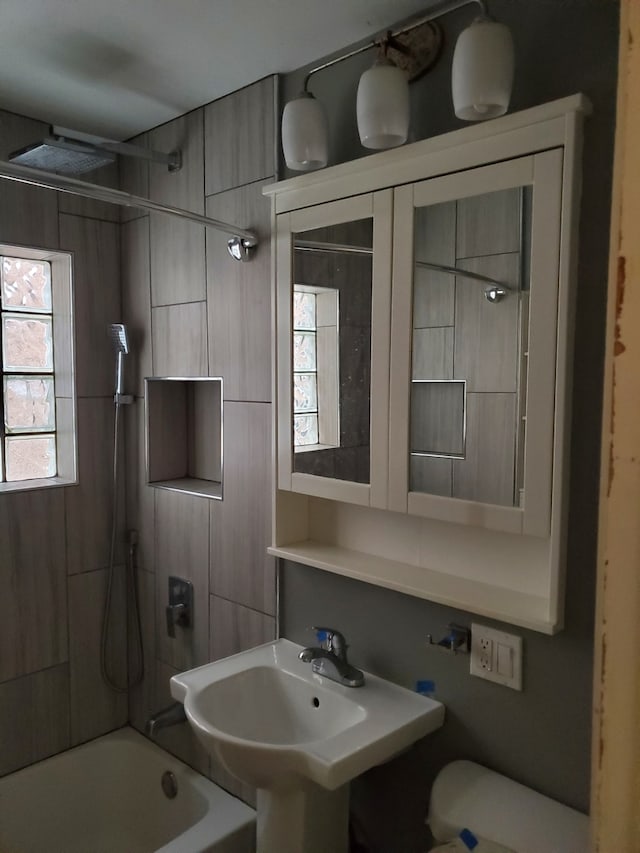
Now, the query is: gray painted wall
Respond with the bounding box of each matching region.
[279,1,619,849]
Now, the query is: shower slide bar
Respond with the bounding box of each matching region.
[0,160,259,261]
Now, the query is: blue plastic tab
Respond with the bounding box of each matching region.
[415,679,435,696]
[316,629,328,644]
[459,828,479,850]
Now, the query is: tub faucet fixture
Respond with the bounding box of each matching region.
[299,627,365,687]
[145,702,187,738]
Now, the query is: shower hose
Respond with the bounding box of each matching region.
[101,399,145,693]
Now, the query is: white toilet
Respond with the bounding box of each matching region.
[428,760,589,853]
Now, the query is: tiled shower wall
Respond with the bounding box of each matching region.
[0,109,127,775]
[121,76,278,799]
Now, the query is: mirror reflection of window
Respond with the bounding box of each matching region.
[291,218,373,484]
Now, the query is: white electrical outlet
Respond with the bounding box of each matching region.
[470,623,523,690]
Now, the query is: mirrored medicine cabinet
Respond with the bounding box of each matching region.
[264,95,590,634]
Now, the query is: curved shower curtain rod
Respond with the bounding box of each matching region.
[0,160,259,261]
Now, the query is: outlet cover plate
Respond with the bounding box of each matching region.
[470,623,523,690]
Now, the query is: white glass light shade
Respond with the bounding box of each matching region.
[356,59,410,150]
[452,19,514,121]
[281,93,328,171]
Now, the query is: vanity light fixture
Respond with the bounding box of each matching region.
[356,42,410,150]
[281,0,513,171]
[281,90,329,171]
[452,16,515,120]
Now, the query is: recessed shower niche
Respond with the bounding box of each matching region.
[145,377,223,499]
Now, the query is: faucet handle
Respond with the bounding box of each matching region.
[312,626,347,659]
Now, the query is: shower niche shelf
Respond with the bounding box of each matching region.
[145,377,223,500]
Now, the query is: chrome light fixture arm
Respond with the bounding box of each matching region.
[301,0,488,94]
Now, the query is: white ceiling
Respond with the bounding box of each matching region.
[0,0,429,140]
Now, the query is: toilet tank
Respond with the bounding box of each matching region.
[428,761,589,853]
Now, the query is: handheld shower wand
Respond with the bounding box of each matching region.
[109,323,133,404]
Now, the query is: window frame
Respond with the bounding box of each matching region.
[0,242,77,493]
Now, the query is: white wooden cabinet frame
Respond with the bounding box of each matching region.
[264,95,590,634]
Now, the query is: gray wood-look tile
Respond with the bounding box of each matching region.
[412,327,454,380]
[125,398,155,572]
[453,392,518,506]
[148,111,206,306]
[65,397,124,575]
[69,568,128,745]
[122,217,152,397]
[149,112,204,213]
[456,188,521,259]
[415,199,456,265]
[0,111,59,248]
[152,660,210,776]
[210,402,275,615]
[150,216,206,307]
[413,200,456,331]
[410,455,453,497]
[410,381,465,457]
[128,568,156,733]
[152,302,208,377]
[188,382,222,482]
[0,488,67,682]
[59,214,121,398]
[0,664,70,777]
[1,186,59,250]
[453,253,521,393]
[0,109,49,155]
[146,381,189,482]
[206,179,272,402]
[58,162,120,222]
[204,76,275,195]
[210,596,276,661]
[413,265,456,329]
[155,489,210,672]
[119,132,150,222]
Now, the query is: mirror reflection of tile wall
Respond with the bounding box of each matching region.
[411,188,527,507]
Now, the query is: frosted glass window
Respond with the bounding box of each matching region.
[293,332,317,372]
[4,376,56,433]
[293,291,316,330]
[293,373,318,413]
[1,257,52,312]
[294,414,318,447]
[2,313,53,372]
[1,254,62,485]
[5,435,57,481]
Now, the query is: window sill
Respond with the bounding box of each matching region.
[0,475,78,494]
[294,443,338,454]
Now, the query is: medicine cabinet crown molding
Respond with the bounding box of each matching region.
[264,94,591,634]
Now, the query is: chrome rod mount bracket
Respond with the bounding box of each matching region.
[227,236,258,262]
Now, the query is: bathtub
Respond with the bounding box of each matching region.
[0,726,255,853]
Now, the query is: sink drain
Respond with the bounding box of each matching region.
[161,770,178,799]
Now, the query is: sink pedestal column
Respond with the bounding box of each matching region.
[256,782,349,853]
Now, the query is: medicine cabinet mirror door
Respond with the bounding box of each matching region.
[276,191,393,509]
[388,150,564,536]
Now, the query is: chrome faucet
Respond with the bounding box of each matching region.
[299,627,365,687]
[145,702,187,738]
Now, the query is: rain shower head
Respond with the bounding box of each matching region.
[8,126,182,177]
[9,136,116,176]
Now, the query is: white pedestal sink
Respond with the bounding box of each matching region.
[170,639,444,853]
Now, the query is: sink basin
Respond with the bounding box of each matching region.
[171,639,444,853]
